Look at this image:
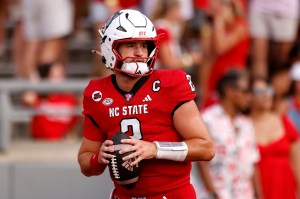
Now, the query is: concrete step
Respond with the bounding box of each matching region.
[0,140,113,199]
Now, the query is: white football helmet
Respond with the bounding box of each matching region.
[99,9,160,76]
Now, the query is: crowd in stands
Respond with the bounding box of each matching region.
[0,0,300,198]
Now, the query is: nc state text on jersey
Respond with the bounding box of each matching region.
[109,104,148,117]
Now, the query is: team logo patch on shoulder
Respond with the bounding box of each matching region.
[102,98,113,106]
[92,91,102,102]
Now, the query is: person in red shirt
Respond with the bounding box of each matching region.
[77,9,214,198]
[22,62,78,140]
[198,0,249,108]
[249,77,300,199]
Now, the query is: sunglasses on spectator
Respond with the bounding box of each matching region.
[253,86,274,97]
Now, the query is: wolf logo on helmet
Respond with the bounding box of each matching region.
[99,9,161,76]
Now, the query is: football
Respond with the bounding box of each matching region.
[107,132,142,189]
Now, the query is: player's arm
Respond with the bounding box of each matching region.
[120,100,214,165]
[78,138,102,176]
[172,100,215,161]
[78,138,114,176]
[77,115,114,177]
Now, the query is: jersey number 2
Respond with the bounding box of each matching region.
[120,118,142,140]
[186,75,195,91]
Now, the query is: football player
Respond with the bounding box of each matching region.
[78,9,215,199]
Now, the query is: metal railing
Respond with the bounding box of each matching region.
[0,78,90,151]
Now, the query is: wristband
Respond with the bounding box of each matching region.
[90,151,101,169]
[153,141,188,162]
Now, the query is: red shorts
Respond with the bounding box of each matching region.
[111,183,196,199]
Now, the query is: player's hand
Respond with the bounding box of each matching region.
[119,138,157,166]
[98,140,114,164]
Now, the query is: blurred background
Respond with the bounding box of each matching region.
[0,0,299,198]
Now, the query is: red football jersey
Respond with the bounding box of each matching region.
[82,69,196,197]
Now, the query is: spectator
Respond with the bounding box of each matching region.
[249,77,300,199]
[198,0,249,108]
[22,62,79,140]
[248,0,300,78]
[192,69,261,199]
[287,61,300,133]
[152,0,202,70]
[20,0,74,80]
